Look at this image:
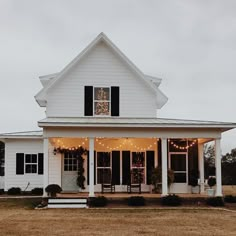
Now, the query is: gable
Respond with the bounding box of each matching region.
[46,40,158,118]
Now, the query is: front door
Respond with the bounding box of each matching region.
[62,153,79,192]
[169,152,188,193]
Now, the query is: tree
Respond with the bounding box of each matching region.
[221,148,236,185]
[204,143,215,178]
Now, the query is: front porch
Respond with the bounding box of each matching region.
[43,131,223,197]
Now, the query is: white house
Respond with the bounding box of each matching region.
[0,33,235,197]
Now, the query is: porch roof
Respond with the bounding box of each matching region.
[38,117,236,131]
[0,130,43,139]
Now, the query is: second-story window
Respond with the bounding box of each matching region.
[94,87,110,116]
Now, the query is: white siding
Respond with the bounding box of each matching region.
[48,141,62,186]
[5,139,43,191]
[47,41,157,118]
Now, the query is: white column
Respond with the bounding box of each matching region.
[43,138,49,197]
[198,143,205,194]
[89,137,95,197]
[161,138,168,196]
[215,138,223,196]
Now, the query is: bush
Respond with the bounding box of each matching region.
[208,177,216,188]
[206,197,224,207]
[88,196,108,207]
[31,188,43,195]
[128,196,145,206]
[161,194,182,206]
[0,189,4,195]
[224,195,236,203]
[45,184,62,197]
[7,187,21,195]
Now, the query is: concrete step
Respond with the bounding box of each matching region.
[48,198,87,208]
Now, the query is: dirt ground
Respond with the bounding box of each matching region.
[0,199,235,236]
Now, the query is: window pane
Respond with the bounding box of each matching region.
[171,154,186,171]
[174,173,186,183]
[97,152,110,167]
[95,88,110,100]
[132,152,145,167]
[31,165,37,173]
[32,154,37,163]
[64,165,68,171]
[25,165,31,173]
[94,102,110,115]
[131,168,144,184]
[25,154,31,163]
[97,168,111,184]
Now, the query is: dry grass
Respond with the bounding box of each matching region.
[0,199,236,236]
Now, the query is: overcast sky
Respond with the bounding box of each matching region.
[0,0,236,154]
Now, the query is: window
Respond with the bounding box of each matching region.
[97,152,111,184]
[64,153,78,171]
[25,154,37,174]
[131,152,145,184]
[94,87,110,116]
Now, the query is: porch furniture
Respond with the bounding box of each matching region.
[127,182,141,194]
[101,183,115,193]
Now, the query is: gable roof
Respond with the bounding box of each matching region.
[35,32,168,107]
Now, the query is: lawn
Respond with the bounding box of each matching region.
[0,199,235,236]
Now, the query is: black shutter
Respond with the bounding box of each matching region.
[87,151,96,185]
[84,86,93,116]
[158,139,162,167]
[122,151,130,184]
[38,153,44,175]
[16,153,24,175]
[112,151,120,185]
[188,140,199,182]
[146,151,155,184]
[87,151,89,185]
[111,86,119,116]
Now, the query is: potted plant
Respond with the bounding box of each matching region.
[189,169,199,194]
[207,177,216,196]
[45,184,62,197]
[151,167,174,193]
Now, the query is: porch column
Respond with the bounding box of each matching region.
[161,138,168,196]
[43,138,49,197]
[215,138,223,196]
[198,142,205,194]
[89,137,95,197]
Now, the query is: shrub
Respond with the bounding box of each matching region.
[0,189,4,195]
[31,188,43,195]
[128,196,145,206]
[224,195,236,203]
[88,196,108,207]
[208,177,216,188]
[45,184,62,197]
[161,194,182,206]
[206,197,224,207]
[7,187,21,195]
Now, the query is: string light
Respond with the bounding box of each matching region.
[169,139,197,150]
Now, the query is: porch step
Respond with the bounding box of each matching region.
[47,198,88,208]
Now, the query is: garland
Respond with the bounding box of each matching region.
[54,146,87,190]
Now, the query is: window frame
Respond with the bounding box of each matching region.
[24,154,38,174]
[93,86,111,116]
[63,153,78,172]
[96,152,112,184]
[131,152,146,184]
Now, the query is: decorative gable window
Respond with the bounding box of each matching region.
[94,87,110,116]
[84,86,119,117]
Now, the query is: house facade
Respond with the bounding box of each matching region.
[0,33,235,196]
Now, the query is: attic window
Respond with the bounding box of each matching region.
[94,87,110,116]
